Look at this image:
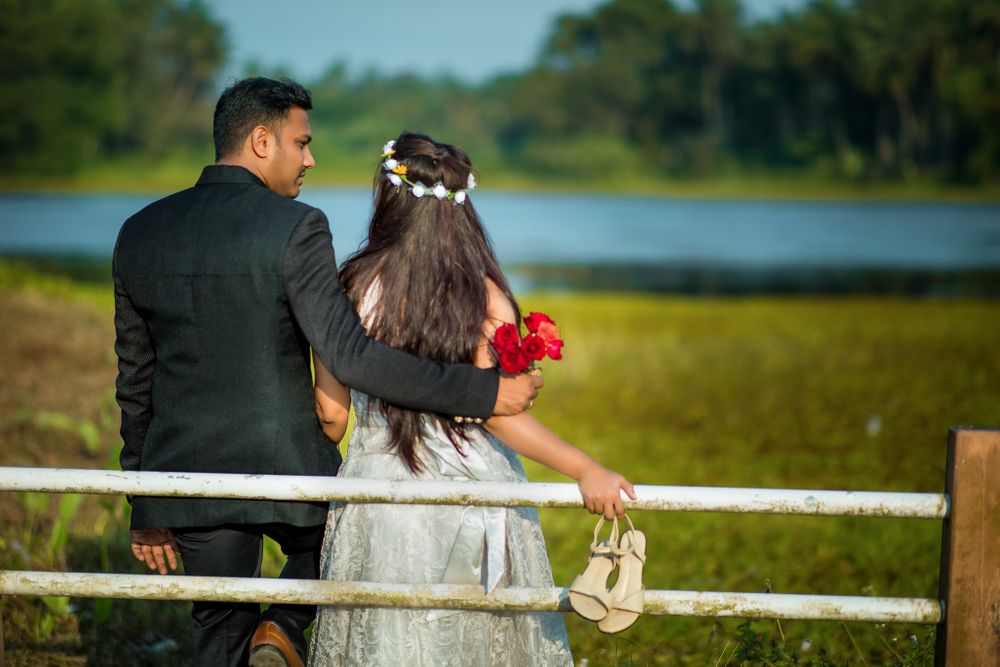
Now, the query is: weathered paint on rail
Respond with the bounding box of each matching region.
[642,590,943,623]
[0,571,942,624]
[0,467,948,518]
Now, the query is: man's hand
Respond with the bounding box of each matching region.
[130,528,180,575]
[493,372,544,415]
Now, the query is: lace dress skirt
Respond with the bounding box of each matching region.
[307,391,573,666]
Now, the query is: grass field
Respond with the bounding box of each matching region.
[1,260,998,664]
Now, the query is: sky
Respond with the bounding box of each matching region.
[207,0,808,85]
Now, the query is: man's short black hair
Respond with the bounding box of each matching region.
[213,77,312,160]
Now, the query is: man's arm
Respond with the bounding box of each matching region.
[113,260,155,473]
[115,253,182,574]
[283,209,537,419]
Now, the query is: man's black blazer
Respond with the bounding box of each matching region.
[113,165,499,529]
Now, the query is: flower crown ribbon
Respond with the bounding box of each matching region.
[381,140,476,204]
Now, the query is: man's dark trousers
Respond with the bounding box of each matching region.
[173,523,324,667]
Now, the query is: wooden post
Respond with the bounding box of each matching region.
[936,428,1000,666]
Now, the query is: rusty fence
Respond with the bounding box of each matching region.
[0,428,997,664]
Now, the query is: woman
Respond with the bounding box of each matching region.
[308,133,635,666]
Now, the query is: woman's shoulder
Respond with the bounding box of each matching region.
[476,278,515,369]
[484,277,515,325]
[357,277,383,330]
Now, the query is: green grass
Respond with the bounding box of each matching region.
[3,267,999,663]
[0,259,112,308]
[517,293,1000,664]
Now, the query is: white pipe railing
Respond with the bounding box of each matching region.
[0,467,948,518]
[0,572,942,624]
[0,466,946,625]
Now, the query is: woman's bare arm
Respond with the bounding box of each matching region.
[477,280,636,519]
[313,351,351,444]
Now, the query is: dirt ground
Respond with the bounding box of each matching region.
[0,290,116,513]
[0,290,115,430]
[1,289,121,665]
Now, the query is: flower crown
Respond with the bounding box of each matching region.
[380,140,476,204]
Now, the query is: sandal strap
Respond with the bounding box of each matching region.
[611,518,645,562]
[611,541,647,562]
[589,516,620,550]
[589,541,615,556]
[612,587,645,613]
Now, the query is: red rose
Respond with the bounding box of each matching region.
[535,320,560,345]
[524,312,554,334]
[545,338,564,361]
[521,334,546,361]
[499,344,530,374]
[492,323,520,353]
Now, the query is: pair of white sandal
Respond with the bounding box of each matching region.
[568,514,647,633]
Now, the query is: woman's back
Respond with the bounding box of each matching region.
[309,390,573,666]
[308,132,632,665]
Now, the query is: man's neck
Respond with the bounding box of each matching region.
[216,156,268,187]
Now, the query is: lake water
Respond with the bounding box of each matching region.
[2,188,998,293]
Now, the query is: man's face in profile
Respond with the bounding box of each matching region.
[265,106,315,198]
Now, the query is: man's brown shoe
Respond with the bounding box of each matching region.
[249,620,304,667]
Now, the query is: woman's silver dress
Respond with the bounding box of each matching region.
[307,391,573,666]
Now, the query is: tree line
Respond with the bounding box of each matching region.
[0,0,222,175]
[3,0,998,184]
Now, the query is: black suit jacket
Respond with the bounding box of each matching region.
[114,165,499,529]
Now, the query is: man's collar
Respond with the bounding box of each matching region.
[196,164,266,188]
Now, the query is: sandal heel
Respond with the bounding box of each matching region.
[568,517,619,621]
[597,515,646,634]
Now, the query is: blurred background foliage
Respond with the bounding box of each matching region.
[2,1,999,664]
[1,0,998,188]
[0,0,223,175]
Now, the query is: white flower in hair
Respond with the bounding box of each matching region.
[383,158,398,171]
[454,190,467,204]
[411,183,426,198]
[432,182,448,200]
[388,173,402,186]
[382,140,396,156]
[466,173,477,190]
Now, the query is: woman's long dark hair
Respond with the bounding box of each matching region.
[340,132,519,473]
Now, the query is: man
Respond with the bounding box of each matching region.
[113,77,541,667]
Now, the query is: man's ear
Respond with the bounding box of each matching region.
[249,125,272,159]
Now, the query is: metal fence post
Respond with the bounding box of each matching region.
[936,428,1000,666]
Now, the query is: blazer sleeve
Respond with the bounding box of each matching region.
[282,208,499,419]
[113,255,156,473]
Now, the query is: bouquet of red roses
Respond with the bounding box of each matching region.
[491,311,564,375]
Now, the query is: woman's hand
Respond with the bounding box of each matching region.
[577,464,637,520]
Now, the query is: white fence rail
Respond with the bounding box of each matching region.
[0,465,946,626]
[5,429,999,663]
[0,467,948,518]
[0,572,942,624]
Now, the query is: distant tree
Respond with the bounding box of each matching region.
[935,0,1000,180]
[501,0,699,175]
[3,0,996,183]
[0,0,128,174]
[689,0,743,170]
[113,0,224,156]
[511,0,999,182]
[0,0,224,175]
